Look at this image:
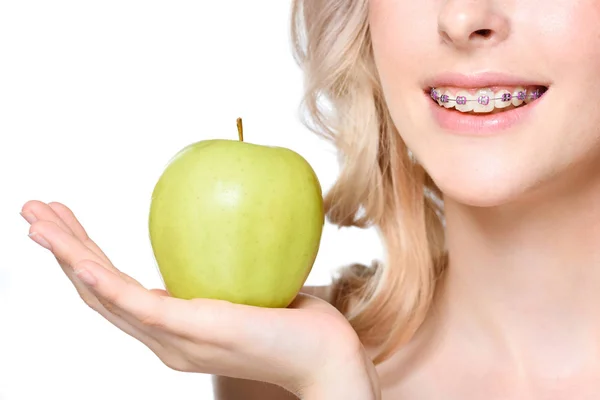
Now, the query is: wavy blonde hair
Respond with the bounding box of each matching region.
[290,0,448,365]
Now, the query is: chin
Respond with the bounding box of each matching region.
[427,164,532,208]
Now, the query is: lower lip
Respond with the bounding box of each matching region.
[427,91,546,135]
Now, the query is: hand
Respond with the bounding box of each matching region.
[21,200,378,397]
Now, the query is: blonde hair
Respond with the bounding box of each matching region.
[290,0,448,365]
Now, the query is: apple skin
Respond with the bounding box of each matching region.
[148,139,324,308]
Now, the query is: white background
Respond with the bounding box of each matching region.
[0,2,383,399]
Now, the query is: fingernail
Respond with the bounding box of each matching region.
[20,212,38,224]
[75,268,97,286]
[28,232,52,250]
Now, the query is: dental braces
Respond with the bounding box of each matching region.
[430,88,545,106]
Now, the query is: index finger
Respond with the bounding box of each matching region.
[74,259,172,328]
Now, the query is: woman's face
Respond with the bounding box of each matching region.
[369,0,600,206]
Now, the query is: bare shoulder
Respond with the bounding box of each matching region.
[212,285,333,400]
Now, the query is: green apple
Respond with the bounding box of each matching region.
[148,118,324,308]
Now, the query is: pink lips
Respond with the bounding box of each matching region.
[423,72,550,135]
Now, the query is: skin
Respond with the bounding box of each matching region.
[21,0,600,399]
[368,0,600,398]
[21,202,379,399]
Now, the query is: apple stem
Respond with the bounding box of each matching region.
[237,118,244,142]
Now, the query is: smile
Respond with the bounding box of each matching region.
[429,86,548,114]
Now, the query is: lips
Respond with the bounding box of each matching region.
[427,86,548,114]
[422,71,551,90]
[421,72,551,135]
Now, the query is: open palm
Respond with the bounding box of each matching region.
[21,200,365,395]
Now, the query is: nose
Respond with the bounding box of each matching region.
[438,0,510,50]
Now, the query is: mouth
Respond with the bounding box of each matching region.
[421,72,551,134]
[426,85,549,115]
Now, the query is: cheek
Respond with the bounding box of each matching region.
[368,0,437,86]
[532,0,600,156]
[368,1,438,144]
[531,0,600,75]
[367,0,600,206]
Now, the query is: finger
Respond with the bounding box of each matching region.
[24,202,152,293]
[22,200,111,266]
[28,221,169,340]
[22,200,75,234]
[29,214,141,288]
[27,219,164,350]
[28,219,117,312]
[22,204,104,300]
[149,289,170,296]
[74,259,180,331]
[30,219,105,266]
[74,258,236,344]
[72,262,184,371]
[65,261,165,356]
[47,201,90,240]
[27,221,166,326]
[46,202,142,284]
[48,202,112,263]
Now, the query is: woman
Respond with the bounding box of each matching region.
[21,0,600,398]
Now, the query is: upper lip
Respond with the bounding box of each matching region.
[423,71,551,89]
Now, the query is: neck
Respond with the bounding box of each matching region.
[436,159,600,376]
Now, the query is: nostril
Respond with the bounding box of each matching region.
[474,29,493,38]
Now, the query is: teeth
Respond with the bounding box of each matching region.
[495,89,512,109]
[454,90,473,112]
[525,87,541,104]
[442,90,452,108]
[512,87,526,107]
[430,86,545,113]
[472,88,495,113]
